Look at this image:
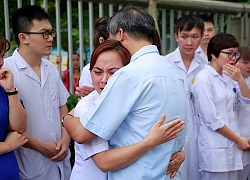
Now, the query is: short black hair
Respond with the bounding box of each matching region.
[207,33,239,62]
[199,14,214,25]
[175,14,204,35]
[12,5,49,46]
[236,47,250,64]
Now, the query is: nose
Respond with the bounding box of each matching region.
[186,37,192,45]
[47,34,54,42]
[100,73,109,85]
[204,30,208,36]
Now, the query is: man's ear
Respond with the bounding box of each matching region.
[18,33,29,45]
[116,28,124,42]
[174,33,178,42]
[201,32,204,38]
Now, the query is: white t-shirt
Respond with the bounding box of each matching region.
[70,90,108,180]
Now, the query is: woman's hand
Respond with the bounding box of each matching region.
[5,131,28,151]
[223,63,244,83]
[0,68,14,91]
[145,114,184,147]
[166,150,185,178]
[75,85,95,97]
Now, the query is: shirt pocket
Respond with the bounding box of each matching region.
[208,131,229,149]
[49,85,59,108]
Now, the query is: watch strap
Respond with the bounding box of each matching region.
[5,88,18,96]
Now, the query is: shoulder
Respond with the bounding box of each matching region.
[194,67,213,87]
[164,51,175,60]
[164,48,180,63]
[82,63,90,72]
[4,55,16,66]
[74,91,99,117]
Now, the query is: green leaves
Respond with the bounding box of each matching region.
[66,93,80,111]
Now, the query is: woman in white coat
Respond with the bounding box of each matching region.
[193,33,250,180]
[236,47,250,180]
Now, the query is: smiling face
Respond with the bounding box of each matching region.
[91,50,125,94]
[175,27,202,58]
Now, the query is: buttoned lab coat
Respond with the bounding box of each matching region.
[193,65,250,172]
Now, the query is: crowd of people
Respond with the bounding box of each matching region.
[0,4,250,180]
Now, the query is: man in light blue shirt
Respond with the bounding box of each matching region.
[64,5,187,180]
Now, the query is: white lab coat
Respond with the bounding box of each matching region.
[196,46,209,64]
[238,77,250,180]
[165,47,206,180]
[193,65,250,173]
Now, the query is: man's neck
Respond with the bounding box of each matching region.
[180,51,194,71]
[17,47,42,71]
[125,39,152,56]
[200,43,208,56]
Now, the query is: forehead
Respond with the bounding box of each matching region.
[178,27,201,35]
[30,19,52,31]
[221,47,239,52]
[73,54,79,58]
[238,57,250,62]
[95,50,124,67]
[204,22,214,28]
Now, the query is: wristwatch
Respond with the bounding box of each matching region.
[5,88,18,96]
[61,114,74,127]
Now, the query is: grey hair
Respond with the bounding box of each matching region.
[108,5,156,43]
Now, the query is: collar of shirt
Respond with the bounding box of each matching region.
[206,65,231,85]
[172,47,203,64]
[12,48,49,70]
[130,45,159,62]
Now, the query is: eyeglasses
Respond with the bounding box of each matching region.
[20,30,56,39]
[220,51,240,59]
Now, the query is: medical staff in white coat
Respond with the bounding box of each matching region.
[236,47,250,180]
[165,14,205,180]
[193,33,250,180]
[196,14,216,64]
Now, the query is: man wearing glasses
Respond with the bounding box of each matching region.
[3,5,71,180]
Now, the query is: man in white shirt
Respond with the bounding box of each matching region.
[196,14,216,64]
[165,14,205,180]
[4,5,71,180]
